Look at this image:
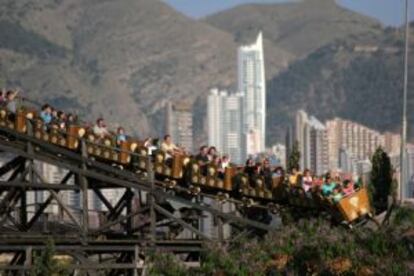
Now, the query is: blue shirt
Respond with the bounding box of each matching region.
[117,134,126,143]
[40,111,52,124]
[322,182,336,196]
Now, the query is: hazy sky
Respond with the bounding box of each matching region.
[163,0,414,26]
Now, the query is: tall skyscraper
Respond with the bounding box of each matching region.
[165,101,193,152]
[207,88,244,164]
[238,32,266,155]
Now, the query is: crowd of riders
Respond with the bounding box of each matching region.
[1,89,361,204]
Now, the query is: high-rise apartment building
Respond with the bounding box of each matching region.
[294,111,329,175]
[309,117,330,176]
[295,110,310,170]
[325,118,398,171]
[208,89,245,164]
[238,32,266,155]
[165,101,193,152]
[383,132,401,157]
[293,112,401,176]
[406,144,414,198]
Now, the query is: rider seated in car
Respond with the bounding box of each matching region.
[116,127,127,146]
[195,145,209,174]
[6,90,18,121]
[321,174,336,197]
[288,167,301,187]
[93,118,110,140]
[40,104,53,129]
[160,135,183,165]
[342,179,355,196]
[331,185,344,203]
[260,159,273,190]
[302,169,313,193]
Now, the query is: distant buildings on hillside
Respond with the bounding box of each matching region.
[291,109,401,180]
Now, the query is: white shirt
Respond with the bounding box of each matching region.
[93,125,109,137]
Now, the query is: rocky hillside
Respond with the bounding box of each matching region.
[0,0,291,139]
[1,0,408,146]
[204,0,382,59]
[266,25,414,143]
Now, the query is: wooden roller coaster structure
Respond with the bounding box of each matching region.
[0,101,374,274]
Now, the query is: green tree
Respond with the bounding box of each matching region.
[287,141,301,172]
[370,147,393,213]
[30,239,68,276]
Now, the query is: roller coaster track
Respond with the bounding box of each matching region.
[0,122,276,275]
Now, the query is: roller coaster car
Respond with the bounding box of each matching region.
[16,109,36,133]
[0,108,36,132]
[336,187,371,223]
[49,126,66,146]
[85,132,119,163]
[240,175,273,201]
[271,176,287,201]
[118,140,139,165]
[188,162,232,192]
[135,145,150,171]
[66,125,86,150]
[205,165,235,192]
[154,151,188,179]
[286,186,316,208]
[32,117,86,151]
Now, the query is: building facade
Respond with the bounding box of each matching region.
[309,117,330,176]
[293,111,401,177]
[406,144,414,198]
[326,118,387,164]
[294,111,329,175]
[165,101,193,152]
[238,32,266,155]
[207,89,245,164]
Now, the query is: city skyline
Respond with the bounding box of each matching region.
[293,109,404,181]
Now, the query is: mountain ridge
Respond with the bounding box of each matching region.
[1,0,408,147]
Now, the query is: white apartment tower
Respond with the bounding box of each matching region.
[208,89,244,164]
[238,32,266,155]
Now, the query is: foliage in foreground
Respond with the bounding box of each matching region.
[370,147,393,213]
[30,239,69,276]
[148,207,414,275]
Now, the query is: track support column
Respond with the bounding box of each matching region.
[80,140,89,243]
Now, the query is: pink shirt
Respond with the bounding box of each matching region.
[302,176,313,192]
